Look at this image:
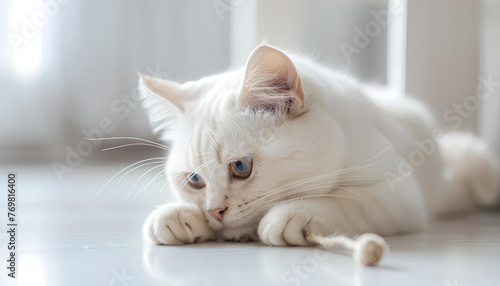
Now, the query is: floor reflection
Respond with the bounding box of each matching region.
[143,242,366,285]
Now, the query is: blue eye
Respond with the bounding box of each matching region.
[187,173,205,189]
[230,156,253,178]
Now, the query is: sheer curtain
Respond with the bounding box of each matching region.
[1,0,230,160]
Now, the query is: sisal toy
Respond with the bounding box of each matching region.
[306,233,388,266]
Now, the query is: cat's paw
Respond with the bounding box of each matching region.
[258,208,314,246]
[143,202,215,245]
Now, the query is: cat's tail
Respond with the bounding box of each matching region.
[437,132,500,214]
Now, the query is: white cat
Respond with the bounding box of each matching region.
[140,45,500,246]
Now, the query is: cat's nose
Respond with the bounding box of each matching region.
[208,208,226,222]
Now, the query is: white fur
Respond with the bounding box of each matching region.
[140,45,500,246]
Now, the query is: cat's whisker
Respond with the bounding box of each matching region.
[247,188,380,213]
[260,179,332,200]
[207,163,218,185]
[315,147,391,178]
[282,169,386,194]
[252,179,330,201]
[349,147,390,167]
[337,172,411,185]
[294,183,383,208]
[119,160,165,182]
[336,175,389,180]
[267,160,391,197]
[157,171,200,195]
[335,178,387,183]
[158,181,169,193]
[95,156,167,196]
[335,160,391,176]
[132,170,166,201]
[129,164,166,198]
[101,143,169,152]
[85,136,169,149]
[280,181,360,199]
[250,171,389,208]
[278,171,407,196]
[281,194,380,208]
[334,185,380,201]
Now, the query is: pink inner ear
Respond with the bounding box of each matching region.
[241,46,305,117]
[245,48,297,92]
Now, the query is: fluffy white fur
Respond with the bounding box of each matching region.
[140,45,500,246]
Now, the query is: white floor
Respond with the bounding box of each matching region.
[1,160,499,286]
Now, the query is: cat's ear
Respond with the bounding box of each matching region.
[138,74,184,135]
[240,45,305,118]
[139,74,184,110]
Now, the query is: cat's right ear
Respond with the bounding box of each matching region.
[138,73,184,135]
[240,45,305,118]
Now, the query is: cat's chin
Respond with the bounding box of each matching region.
[205,217,259,242]
[219,225,259,242]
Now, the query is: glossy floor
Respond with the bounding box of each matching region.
[0,161,499,286]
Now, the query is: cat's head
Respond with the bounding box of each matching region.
[139,46,345,240]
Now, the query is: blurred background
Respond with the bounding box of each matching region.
[0,0,500,285]
[1,0,499,163]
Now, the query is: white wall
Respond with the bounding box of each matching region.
[479,0,500,154]
[406,0,480,131]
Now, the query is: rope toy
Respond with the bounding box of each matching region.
[305,233,388,266]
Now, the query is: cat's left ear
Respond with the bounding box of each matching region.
[240,45,305,118]
[138,74,184,135]
[139,74,184,111]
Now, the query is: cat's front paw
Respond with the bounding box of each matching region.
[258,207,315,246]
[143,202,215,245]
